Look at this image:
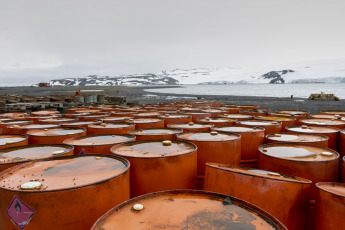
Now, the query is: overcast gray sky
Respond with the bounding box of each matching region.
[1,0,345,84]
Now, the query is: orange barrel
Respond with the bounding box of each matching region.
[78,114,108,120]
[204,163,311,230]
[236,119,282,135]
[0,154,130,230]
[315,182,345,230]
[0,134,28,149]
[255,116,296,131]
[128,128,183,140]
[31,110,60,116]
[64,134,135,155]
[0,112,27,118]
[241,108,271,116]
[266,133,329,148]
[27,127,87,144]
[200,109,223,117]
[227,107,241,113]
[158,114,192,127]
[6,124,60,135]
[65,107,88,114]
[258,143,339,200]
[126,118,165,129]
[168,122,213,132]
[343,156,345,182]
[339,129,345,181]
[60,120,101,132]
[185,112,211,122]
[102,116,133,123]
[212,126,265,168]
[177,131,241,188]
[133,112,161,118]
[91,190,287,230]
[310,113,343,119]
[197,117,236,126]
[0,144,73,172]
[0,120,33,134]
[222,113,254,120]
[111,140,197,197]
[286,125,340,150]
[38,118,76,124]
[321,110,345,115]
[238,105,260,109]
[61,112,92,119]
[277,110,310,118]
[300,118,345,129]
[88,122,136,135]
[270,112,305,125]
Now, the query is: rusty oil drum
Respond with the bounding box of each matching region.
[91,190,287,230]
[198,117,236,126]
[27,127,87,144]
[184,112,211,122]
[299,118,345,129]
[6,124,60,135]
[87,122,136,135]
[236,119,282,135]
[0,144,73,173]
[177,131,241,188]
[286,125,340,151]
[128,128,183,140]
[0,134,28,150]
[158,114,192,127]
[204,163,311,230]
[126,118,164,129]
[0,154,130,230]
[111,140,197,197]
[222,113,254,120]
[167,122,213,132]
[212,126,265,168]
[266,133,329,148]
[102,116,134,123]
[339,129,345,182]
[258,143,339,200]
[315,182,345,230]
[0,120,33,134]
[60,120,101,133]
[256,116,296,131]
[64,134,135,155]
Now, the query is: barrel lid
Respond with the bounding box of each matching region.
[201,109,222,113]
[61,120,100,126]
[213,126,264,133]
[266,133,328,143]
[177,131,240,142]
[321,110,345,115]
[168,122,213,129]
[206,163,311,183]
[10,124,59,129]
[0,120,32,125]
[286,125,340,133]
[0,135,27,147]
[277,110,309,115]
[27,128,86,136]
[31,110,59,116]
[0,112,27,118]
[256,116,295,122]
[91,190,286,230]
[259,143,339,162]
[159,114,191,118]
[75,109,100,114]
[223,114,253,119]
[64,134,135,146]
[103,116,133,122]
[300,118,345,126]
[111,140,196,158]
[238,120,282,126]
[89,123,135,129]
[0,118,14,122]
[0,155,129,191]
[40,118,75,123]
[128,128,183,136]
[134,112,161,116]
[316,182,345,197]
[0,144,73,164]
[128,118,163,124]
[199,117,235,123]
[310,114,340,119]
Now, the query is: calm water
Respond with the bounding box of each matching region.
[144,84,345,99]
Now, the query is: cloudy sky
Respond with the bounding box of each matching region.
[0,0,344,84]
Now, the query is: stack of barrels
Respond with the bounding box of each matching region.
[0,103,345,229]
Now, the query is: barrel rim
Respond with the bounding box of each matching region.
[63,134,136,146]
[265,132,329,143]
[316,182,345,198]
[128,128,183,136]
[286,125,340,133]
[26,127,87,136]
[212,125,265,133]
[176,130,241,142]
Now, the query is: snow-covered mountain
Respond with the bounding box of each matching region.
[50,59,345,86]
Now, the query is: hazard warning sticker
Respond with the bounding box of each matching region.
[77,148,88,155]
[7,195,35,230]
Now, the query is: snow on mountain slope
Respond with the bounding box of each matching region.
[49,59,345,86]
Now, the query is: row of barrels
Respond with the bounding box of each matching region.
[0,102,345,229]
